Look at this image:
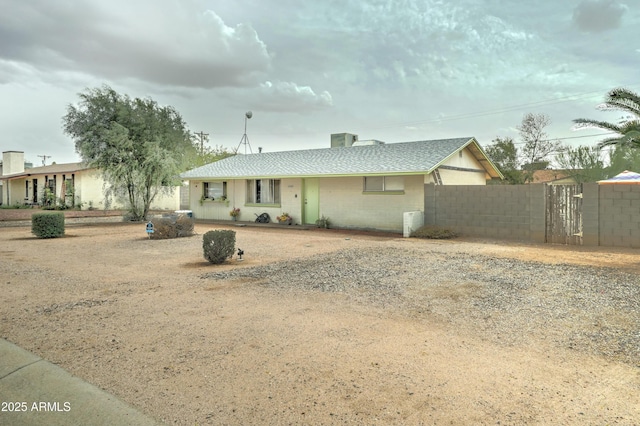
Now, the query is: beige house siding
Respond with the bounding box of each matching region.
[4,168,178,211]
[190,174,426,232]
[190,178,303,223]
[319,175,425,231]
[75,169,105,209]
[438,148,488,185]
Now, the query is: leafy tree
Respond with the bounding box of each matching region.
[517,113,562,182]
[186,143,235,169]
[63,85,196,221]
[606,143,640,177]
[573,87,640,148]
[555,145,606,183]
[484,137,524,184]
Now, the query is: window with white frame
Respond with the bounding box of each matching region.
[246,179,280,204]
[203,181,227,200]
[363,176,404,192]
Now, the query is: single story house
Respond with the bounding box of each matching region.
[1,151,179,210]
[180,135,503,232]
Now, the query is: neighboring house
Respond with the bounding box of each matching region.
[0,151,180,210]
[529,170,577,185]
[180,134,503,232]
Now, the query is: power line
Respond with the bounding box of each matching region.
[208,83,639,139]
[371,84,639,131]
[510,132,618,146]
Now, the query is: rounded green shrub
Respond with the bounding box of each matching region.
[203,229,236,264]
[32,212,65,238]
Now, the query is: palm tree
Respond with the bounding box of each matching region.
[573,87,640,148]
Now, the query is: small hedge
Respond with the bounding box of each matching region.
[411,225,457,239]
[32,212,65,238]
[203,230,236,264]
[148,214,195,240]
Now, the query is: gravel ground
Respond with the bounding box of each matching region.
[203,246,640,366]
[2,222,639,424]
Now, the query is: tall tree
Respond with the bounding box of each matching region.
[573,87,640,148]
[63,85,196,221]
[517,112,562,182]
[606,143,640,177]
[186,143,235,169]
[484,137,523,184]
[555,145,606,183]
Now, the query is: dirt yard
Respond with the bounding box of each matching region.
[1,220,639,425]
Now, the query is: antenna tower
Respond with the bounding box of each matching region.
[236,111,253,154]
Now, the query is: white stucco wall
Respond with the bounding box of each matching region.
[76,169,106,209]
[189,178,304,223]
[5,179,24,205]
[74,169,179,210]
[4,168,179,210]
[319,174,425,232]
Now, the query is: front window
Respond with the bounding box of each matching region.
[363,176,404,192]
[246,179,280,204]
[203,181,227,200]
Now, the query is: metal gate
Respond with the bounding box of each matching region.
[545,184,583,245]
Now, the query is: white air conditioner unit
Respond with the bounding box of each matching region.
[403,211,424,238]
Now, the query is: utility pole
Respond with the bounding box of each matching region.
[194,131,209,156]
[37,155,51,166]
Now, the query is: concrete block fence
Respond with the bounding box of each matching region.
[424,182,640,248]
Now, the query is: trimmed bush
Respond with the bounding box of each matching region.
[149,214,195,240]
[32,212,65,238]
[411,225,457,240]
[203,230,236,264]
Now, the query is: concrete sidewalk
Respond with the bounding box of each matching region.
[0,339,160,425]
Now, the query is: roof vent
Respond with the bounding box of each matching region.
[352,139,385,146]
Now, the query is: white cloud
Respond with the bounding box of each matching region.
[256,81,333,112]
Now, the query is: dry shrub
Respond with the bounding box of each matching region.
[411,225,457,239]
[149,214,195,240]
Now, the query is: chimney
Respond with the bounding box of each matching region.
[2,151,25,176]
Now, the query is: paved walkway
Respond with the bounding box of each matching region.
[0,339,159,425]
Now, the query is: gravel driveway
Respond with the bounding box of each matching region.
[205,245,640,366]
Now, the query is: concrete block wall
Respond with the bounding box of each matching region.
[598,184,640,248]
[425,184,546,242]
[425,182,640,247]
[581,183,599,246]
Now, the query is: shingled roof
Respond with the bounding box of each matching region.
[181,137,501,180]
[2,162,91,180]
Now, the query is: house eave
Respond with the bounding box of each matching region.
[428,137,504,180]
[183,170,437,181]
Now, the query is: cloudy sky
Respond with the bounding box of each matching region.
[0,0,637,165]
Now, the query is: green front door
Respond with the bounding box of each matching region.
[303,178,319,225]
